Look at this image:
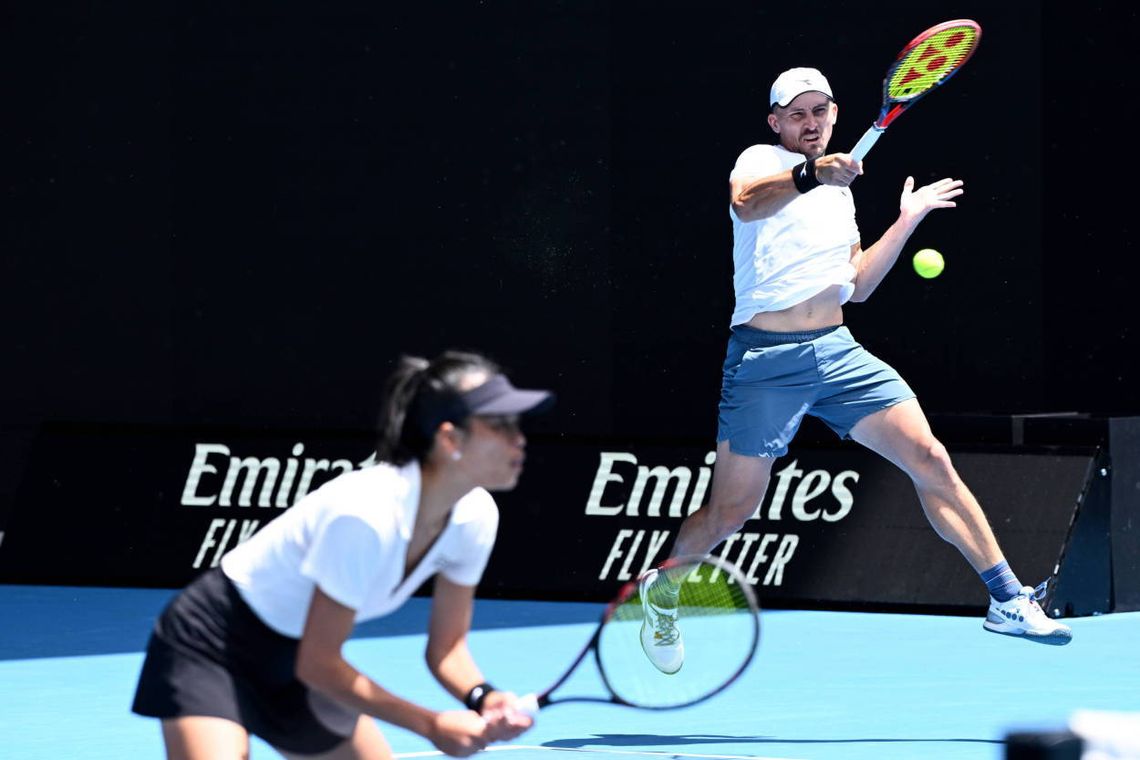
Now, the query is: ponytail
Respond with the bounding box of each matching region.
[375,355,430,466]
[375,351,500,465]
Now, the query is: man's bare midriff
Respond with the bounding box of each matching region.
[743,284,846,332]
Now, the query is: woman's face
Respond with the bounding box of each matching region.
[456,414,527,491]
[443,370,529,491]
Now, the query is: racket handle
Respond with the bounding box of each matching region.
[850,126,884,162]
[516,693,540,718]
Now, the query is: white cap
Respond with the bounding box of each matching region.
[769,67,833,109]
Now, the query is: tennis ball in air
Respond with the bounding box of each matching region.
[912,248,945,279]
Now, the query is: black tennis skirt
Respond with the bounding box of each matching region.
[131,567,360,755]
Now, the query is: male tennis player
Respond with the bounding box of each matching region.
[638,67,1071,674]
[133,351,550,759]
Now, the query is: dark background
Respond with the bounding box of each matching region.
[2,1,1137,523]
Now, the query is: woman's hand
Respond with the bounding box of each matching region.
[429,710,490,757]
[480,691,534,741]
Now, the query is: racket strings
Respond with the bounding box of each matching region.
[889,25,980,100]
[597,559,759,709]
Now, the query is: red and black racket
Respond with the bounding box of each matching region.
[851,19,982,161]
[516,554,760,716]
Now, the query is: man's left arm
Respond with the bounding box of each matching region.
[849,175,964,302]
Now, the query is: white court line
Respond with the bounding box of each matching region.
[397,745,799,760]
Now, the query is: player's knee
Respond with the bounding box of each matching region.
[914,437,958,486]
[703,497,757,535]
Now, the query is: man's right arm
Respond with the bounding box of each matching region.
[730,168,804,222]
[731,152,863,222]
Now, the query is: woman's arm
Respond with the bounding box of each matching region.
[295,586,491,757]
[427,576,532,739]
[425,576,484,698]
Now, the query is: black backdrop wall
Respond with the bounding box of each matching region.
[2,2,1138,530]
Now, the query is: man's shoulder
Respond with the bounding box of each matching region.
[737,143,780,159]
[732,143,792,177]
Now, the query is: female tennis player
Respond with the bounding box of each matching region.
[132,350,552,759]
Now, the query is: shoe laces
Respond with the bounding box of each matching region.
[651,608,680,646]
[1014,581,1051,619]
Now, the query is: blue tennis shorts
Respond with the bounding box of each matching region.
[717,324,915,457]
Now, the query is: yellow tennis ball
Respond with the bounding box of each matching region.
[913,248,945,279]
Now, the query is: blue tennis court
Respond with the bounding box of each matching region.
[2,584,1137,759]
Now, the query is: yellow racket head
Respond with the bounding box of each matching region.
[887,20,981,102]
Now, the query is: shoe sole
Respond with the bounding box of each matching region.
[983,622,1073,646]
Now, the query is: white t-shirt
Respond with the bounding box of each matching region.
[220,461,498,638]
[729,144,861,326]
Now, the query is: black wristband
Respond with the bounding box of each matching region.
[792,159,821,193]
[463,682,495,712]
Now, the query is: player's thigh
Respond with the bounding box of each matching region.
[162,716,251,760]
[708,439,776,518]
[849,398,938,472]
[277,715,393,760]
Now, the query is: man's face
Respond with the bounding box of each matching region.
[767,92,837,159]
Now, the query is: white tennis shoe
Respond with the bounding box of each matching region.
[983,584,1073,645]
[638,569,684,674]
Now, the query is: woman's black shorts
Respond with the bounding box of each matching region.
[131,567,360,755]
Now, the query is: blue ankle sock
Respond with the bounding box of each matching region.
[980,559,1022,602]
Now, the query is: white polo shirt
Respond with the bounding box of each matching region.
[729,143,860,325]
[221,461,498,638]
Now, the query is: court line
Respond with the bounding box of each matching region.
[397,745,799,760]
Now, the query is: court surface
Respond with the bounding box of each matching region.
[1,584,1137,760]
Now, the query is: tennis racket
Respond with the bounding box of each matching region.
[850,19,982,162]
[516,554,760,716]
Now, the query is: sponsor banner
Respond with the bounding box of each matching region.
[487,439,1097,611]
[0,423,1099,612]
[0,424,378,588]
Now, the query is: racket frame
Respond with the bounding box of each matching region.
[523,553,761,712]
[851,19,981,161]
